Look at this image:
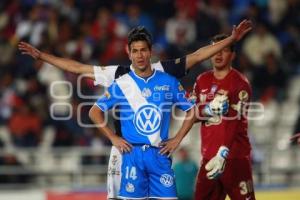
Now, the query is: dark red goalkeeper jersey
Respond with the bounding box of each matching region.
[193,68,252,159]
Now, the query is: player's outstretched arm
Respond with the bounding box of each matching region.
[89,105,132,153]
[159,107,196,157]
[18,41,94,78]
[185,19,252,69]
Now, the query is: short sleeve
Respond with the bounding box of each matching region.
[93,65,118,87]
[153,57,186,79]
[172,78,195,111]
[95,82,120,111]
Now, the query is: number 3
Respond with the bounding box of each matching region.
[239,180,253,195]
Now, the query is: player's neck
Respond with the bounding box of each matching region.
[134,66,153,78]
[213,66,232,80]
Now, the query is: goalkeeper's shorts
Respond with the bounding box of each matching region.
[195,157,256,200]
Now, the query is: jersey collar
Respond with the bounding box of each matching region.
[131,69,156,83]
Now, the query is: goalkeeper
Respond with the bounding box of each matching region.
[191,34,256,200]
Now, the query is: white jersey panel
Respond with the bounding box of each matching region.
[93,65,118,87]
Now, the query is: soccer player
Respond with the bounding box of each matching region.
[88,29,196,198]
[18,20,252,199]
[192,34,256,200]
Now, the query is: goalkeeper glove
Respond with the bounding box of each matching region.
[205,146,229,179]
[203,94,229,116]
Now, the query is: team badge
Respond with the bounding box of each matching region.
[126,182,135,193]
[160,174,174,187]
[141,88,152,98]
[210,85,218,94]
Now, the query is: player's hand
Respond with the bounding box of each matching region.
[111,135,132,154]
[205,146,229,179]
[18,41,41,59]
[159,137,181,157]
[231,19,252,42]
[204,94,229,116]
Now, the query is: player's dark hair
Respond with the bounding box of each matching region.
[211,34,236,52]
[127,26,152,50]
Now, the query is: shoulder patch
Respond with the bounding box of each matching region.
[175,58,181,64]
[238,90,249,101]
[104,91,111,99]
[178,83,184,91]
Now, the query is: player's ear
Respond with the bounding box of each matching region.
[125,45,130,55]
[125,45,132,61]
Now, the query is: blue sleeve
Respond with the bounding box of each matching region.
[172,77,195,111]
[95,82,120,111]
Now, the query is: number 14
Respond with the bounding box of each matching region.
[125,166,137,180]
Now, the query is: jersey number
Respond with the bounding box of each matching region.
[239,180,253,195]
[125,166,137,180]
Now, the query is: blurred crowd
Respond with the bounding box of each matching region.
[0,0,300,152]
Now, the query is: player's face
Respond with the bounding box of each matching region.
[211,47,235,70]
[128,41,152,72]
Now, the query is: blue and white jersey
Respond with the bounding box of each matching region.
[95,70,194,147]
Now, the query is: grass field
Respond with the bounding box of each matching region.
[225,188,300,200]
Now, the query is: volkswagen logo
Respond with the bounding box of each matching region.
[134,104,162,135]
[160,174,174,187]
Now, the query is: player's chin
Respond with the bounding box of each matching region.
[137,65,147,71]
[214,64,226,70]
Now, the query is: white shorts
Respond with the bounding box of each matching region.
[107,146,122,199]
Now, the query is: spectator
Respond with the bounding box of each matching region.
[124,3,154,34]
[165,8,197,57]
[9,104,42,147]
[242,22,281,66]
[165,8,196,47]
[173,147,198,200]
[252,53,287,103]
